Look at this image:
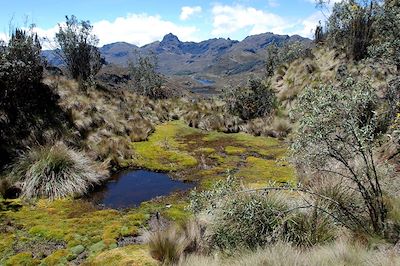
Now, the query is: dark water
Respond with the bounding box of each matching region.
[195,78,215,86]
[88,170,194,209]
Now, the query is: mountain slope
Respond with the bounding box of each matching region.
[43,32,310,77]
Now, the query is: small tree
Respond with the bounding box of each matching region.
[0,28,43,99]
[55,15,102,85]
[291,77,388,235]
[129,56,165,99]
[369,0,400,73]
[224,79,276,120]
[326,0,378,61]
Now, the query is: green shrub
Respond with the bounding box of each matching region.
[208,192,290,251]
[291,77,389,235]
[129,56,167,99]
[187,176,240,214]
[10,142,108,199]
[223,79,276,120]
[326,0,377,61]
[55,15,103,85]
[0,28,69,168]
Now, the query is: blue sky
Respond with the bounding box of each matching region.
[0,0,333,47]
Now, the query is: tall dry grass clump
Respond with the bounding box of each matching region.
[145,219,207,265]
[179,239,400,266]
[9,142,108,199]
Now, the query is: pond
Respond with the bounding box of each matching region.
[194,78,216,86]
[88,170,195,209]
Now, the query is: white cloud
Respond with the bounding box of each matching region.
[0,32,9,43]
[28,13,200,48]
[93,14,199,46]
[296,11,325,38]
[180,6,202,21]
[268,0,279,7]
[211,4,294,37]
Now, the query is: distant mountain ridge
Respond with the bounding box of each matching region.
[43,32,310,77]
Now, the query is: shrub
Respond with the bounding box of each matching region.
[291,77,389,235]
[9,142,108,199]
[0,28,69,168]
[326,0,377,61]
[129,56,166,99]
[187,176,240,214]
[369,0,400,73]
[223,79,276,120]
[55,15,103,85]
[209,192,290,251]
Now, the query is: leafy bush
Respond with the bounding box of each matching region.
[0,28,69,168]
[326,0,377,61]
[223,79,276,120]
[129,56,166,99]
[209,192,290,251]
[369,0,400,72]
[187,176,240,214]
[0,28,43,92]
[55,15,103,85]
[9,142,108,199]
[291,77,389,235]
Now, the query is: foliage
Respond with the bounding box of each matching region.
[187,176,240,214]
[208,192,290,251]
[9,142,108,199]
[129,56,166,99]
[223,79,276,120]
[0,28,42,92]
[369,0,400,72]
[0,29,68,168]
[326,0,378,61]
[291,77,389,235]
[55,15,103,85]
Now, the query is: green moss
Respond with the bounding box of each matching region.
[131,121,198,171]
[39,249,68,266]
[195,147,215,154]
[236,156,296,187]
[86,245,157,266]
[224,146,246,155]
[5,252,40,266]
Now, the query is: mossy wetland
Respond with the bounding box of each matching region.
[0,120,295,265]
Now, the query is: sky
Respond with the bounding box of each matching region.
[0,0,339,48]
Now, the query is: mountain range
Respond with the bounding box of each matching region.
[43,32,310,79]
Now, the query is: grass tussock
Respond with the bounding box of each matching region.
[9,142,108,199]
[145,219,207,265]
[179,239,400,266]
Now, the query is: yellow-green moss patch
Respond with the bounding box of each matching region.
[224,146,246,155]
[236,156,296,187]
[86,245,157,266]
[131,121,198,171]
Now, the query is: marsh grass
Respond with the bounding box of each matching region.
[179,239,400,266]
[10,142,108,199]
